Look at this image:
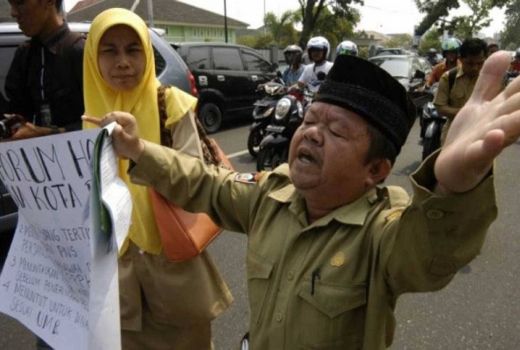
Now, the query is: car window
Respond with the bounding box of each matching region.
[212,47,243,70]
[186,47,210,69]
[370,57,409,78]
[242,50,271,72]
[153,46,166,76]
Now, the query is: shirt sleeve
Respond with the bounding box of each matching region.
[433,72,450,109]
[5,45,35,119]
[129,141,260,233]
[379,152,497,295]
[298,65,312,84]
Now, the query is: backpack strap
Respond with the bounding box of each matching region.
[447,67,457,93]
[157,85,221,166]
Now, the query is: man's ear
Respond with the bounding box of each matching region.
[366,158,392,187]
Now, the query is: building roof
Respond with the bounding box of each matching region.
[68,0,249,28]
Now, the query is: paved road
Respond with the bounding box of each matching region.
[1,119,520,349]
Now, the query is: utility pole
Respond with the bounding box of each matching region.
[147,0,154,27]
[224,0,228,43]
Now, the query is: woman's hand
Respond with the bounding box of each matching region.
[435,51,520,193]
[82,111,144,162]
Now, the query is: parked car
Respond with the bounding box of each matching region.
[368,54,433,111]
[0,22,196,261]
[174,42,278,133]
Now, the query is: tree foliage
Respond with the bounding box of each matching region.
[414,0,508,38]
[501,0,520,49]
[305,6,358,50]
[296,0,362,48]
[414,0,460,36]
[264,10,299,48]
[384,34,413,49]
[418,28,442,54]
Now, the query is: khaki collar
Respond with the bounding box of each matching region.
[269,184,379,228]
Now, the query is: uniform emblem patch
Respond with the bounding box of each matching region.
[330,252,346,267]
[234,173,258,184]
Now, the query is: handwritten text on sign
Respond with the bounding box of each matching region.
[0,130,98,350]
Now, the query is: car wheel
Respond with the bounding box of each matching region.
[247,128,264,157]
[199,102,222,134]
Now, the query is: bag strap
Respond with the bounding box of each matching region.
[157,85,222,166]
[447,67,457,93]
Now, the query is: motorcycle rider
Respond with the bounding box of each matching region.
[281,45,304,86]
[509,48,520,74]
[426,37,461,88]
[336,40,358,56]
[426,47,439,66]
[296,36,333,94]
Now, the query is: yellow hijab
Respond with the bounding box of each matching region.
[83,8,196,254]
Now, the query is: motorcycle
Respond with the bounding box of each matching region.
[247,78,286,157]
[256,90,304,171]
[421,101,447,160]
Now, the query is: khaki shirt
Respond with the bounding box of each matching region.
[433,66,477,120]
[130,142,497,350]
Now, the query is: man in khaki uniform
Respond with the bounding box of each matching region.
[434,38,488,143]
[85,52,520,349]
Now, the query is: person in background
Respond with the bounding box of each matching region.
[434,37,488,143]
[426,47,440,66]
[336,40,359,57]
[82,9,232,350]
[487,42,499,56]
[5,0,85,348]
[5,0,84,139]
[281,44,304,86]
[509,48,520,73]
[425,37,461,88]
[296,36,333,94]
[85,50,519,350]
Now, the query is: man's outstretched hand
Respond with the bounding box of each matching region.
[435,51,520,194]
[82,112,144,162]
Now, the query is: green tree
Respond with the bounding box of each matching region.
[449,0,509,38]
[501,0,520,49]
[296,0,362,48]
[384,34,413,49]
[264,10,299,48]
[307,6,358,50]
[237,34,274,49]
[418,28,442,54]
[414,0,508,39]
[414,0,460,36]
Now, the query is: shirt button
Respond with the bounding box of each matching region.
[426,209,444,220]
[275,312,283,322]
[287,271,294,281]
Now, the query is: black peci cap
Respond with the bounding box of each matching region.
[315,55,416,154]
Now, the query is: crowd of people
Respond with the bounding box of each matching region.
[4,1,520,349]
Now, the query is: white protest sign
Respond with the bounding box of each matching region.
[0,129,126,350]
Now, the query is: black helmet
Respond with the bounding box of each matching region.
[283,44,303,65]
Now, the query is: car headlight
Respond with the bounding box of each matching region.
[275,98,291,120]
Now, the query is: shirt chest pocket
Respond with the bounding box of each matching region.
[297,281,367,349]
[246,251,274,326]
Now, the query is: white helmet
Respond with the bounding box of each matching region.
[336,40,358,56]
[306,36,330,59]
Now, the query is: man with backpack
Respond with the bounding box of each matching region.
[5,0,85,139]
[434,38,487,143]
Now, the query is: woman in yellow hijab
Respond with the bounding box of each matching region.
[83,8,232,349]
